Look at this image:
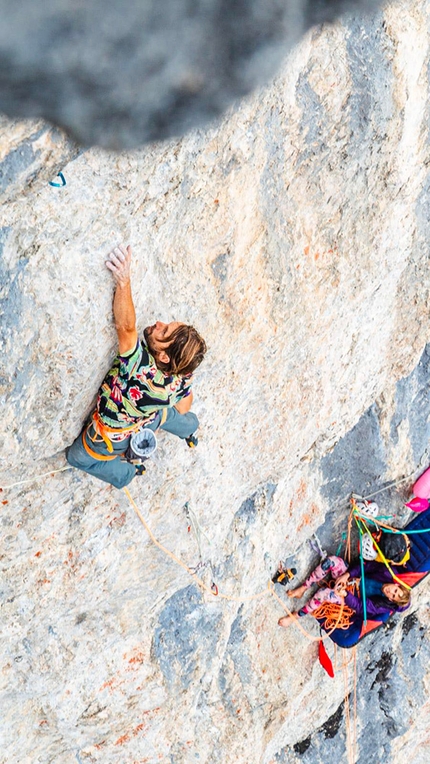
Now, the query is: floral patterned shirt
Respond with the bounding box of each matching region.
[96,340,193,429]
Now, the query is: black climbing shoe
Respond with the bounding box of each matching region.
[185,434,198,448]
[135,464,146,476]
[272,565,297,585]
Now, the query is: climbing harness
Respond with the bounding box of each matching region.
[90,410,141,451]
[81,430,117,461]
[82,410,143,457]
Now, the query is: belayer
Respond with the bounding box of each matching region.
[67,245,207,488]
[277,555,411,629]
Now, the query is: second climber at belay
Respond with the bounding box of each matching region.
[67,244,207,489]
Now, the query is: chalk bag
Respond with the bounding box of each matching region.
[125,428,157,464]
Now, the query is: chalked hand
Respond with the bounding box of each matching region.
[106,244,132,286]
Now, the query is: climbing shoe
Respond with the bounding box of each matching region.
[272,565,297,585]
[135,464,146,476]
[185,434,198,448]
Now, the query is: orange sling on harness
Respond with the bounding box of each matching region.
[82,408,166,461]
[81,410,141,461]
[81,430,117,461]
[90,410,141,452]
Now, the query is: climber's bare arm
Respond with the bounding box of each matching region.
[175,391,193,414]
[334,572,350,592]
[105,245,138,355]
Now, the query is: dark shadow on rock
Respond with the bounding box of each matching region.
[0,0,382,149]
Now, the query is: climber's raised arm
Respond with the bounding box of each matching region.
[66,243,207,489]
[105,244,138,355]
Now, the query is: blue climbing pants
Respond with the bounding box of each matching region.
[66,408,198,489]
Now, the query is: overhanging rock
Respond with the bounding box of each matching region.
[0,0,381,149]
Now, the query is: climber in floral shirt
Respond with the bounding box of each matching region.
[97,332,195,429]
[67,245,207,488]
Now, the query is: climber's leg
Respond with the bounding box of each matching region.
[148,408,199,441]
[66,427,136,489]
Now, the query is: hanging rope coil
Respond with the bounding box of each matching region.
[311,602,356,631]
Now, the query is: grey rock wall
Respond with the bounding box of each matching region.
[0,117,80,204]
[268,342,430,763]
[0,0,382,149]
[275,611,430,764]
[1,1,430,763]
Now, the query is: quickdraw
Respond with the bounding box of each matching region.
[183,501,219,595]
[351,501,412,590]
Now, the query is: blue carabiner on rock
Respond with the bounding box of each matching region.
[49,172,66,188]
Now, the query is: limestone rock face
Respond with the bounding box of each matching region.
[0,0,381,149]
[1,2,430,763]
[0,117,79,204]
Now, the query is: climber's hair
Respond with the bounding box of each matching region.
[383,582,411,607]
[158,324,207,376]
[392,584,411,607]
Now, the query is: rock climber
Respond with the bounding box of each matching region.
[66,244,207,489]
[277,555,411,629]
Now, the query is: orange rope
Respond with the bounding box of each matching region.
[346,508,355,562]
[270,587,346,641]
[311,602,356,631]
